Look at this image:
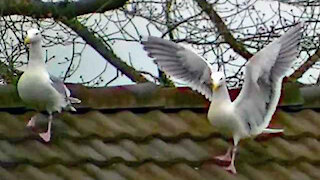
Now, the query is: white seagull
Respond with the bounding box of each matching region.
[141,23,302,173]
[17,29,81,142]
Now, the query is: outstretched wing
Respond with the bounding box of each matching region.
[141,36,213,101]
[234,22,302,134]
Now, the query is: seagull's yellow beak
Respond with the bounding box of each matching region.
[213,83,220,91]
[24,36,30,44]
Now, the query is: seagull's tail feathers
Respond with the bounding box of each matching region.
[68,97,81,104]
[62,97,80,112]
[69,106,77,112]
[64,104,77,112]
[262,128,284,134]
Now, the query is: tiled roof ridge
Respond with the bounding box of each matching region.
[0,82,313,110]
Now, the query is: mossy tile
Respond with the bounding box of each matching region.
[200,138,231,157]
[200,163,248,180]
[114,163,149,180]
[19,141,61,163]
[80,111,118,138]
[299,138,320,157]
[139,140,167,161]
[45,165,94,180]
[141,111,170,136]
[118,139,149,161]
[106,113,139,136]
[239,163,273,180]
[57,139,105,162]
[83,164,126,180]
[168,163,204,180]
[0,141,29,162]
[115,111,153,137]
[177,110,215,136]
[60,114,96,137]
[297,162,320,180]
[0,167,18,180]
[15,166,61,180]
[89,139,136,161]
[257,163,291,180]
[137,163,182,180]
[178,139,210,160]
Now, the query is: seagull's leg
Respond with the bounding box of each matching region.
[223,136,239,174]
[214,147,232,162]
[224,146,237,174]
[39,114,52,142]
[26,116,37,127]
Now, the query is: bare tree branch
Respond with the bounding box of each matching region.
[159,0,175,87]
[0,0,129,18]
[271,0,320,7]
[60,18,148,83]
[194,0,253,60]
[289,49,320,81]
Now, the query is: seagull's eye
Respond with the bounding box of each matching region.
[220,77,223,81]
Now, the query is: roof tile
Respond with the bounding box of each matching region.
[297,162,320,180]
[114,163,149,180]
[84,164,127,180]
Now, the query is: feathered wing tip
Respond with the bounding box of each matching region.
[61,81,81,108]
[68,97,81,104]
[65,97,81,112]
[61,86,81,112]
[68,106,77,112]
[255,22,303,132]
[141,36,213,101]
[262,128,284,134]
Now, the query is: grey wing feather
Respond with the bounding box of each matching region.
[234,22,302,134]
[141,36,213,101]
[49,76,68,97]
[49,75,81,111]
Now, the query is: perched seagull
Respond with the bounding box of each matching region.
[141,23,302,173]
[17,29,81,142]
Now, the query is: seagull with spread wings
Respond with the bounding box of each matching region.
[141,22,302,173]
[17,29,81,142]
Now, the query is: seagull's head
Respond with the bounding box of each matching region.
[211,71,225,91]
[24,29,42,44]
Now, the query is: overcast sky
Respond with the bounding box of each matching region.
[41,0,317,86]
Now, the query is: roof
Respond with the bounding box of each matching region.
[0,82,319,180]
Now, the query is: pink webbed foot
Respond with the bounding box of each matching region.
[215,154,232,162]
[26,116,36,127]
[224,163,237,174]
[224,146,237,174]
[214,147,232,162]
[39,131,51,142]
[39,116,52,142]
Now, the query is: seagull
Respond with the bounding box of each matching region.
[17,29,81,142]
[141,22,302,173]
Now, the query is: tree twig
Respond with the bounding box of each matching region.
[288,49,320,82]
[60,18,149,83]
[194,0,253,60]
